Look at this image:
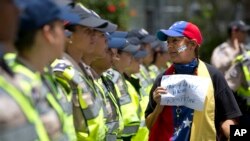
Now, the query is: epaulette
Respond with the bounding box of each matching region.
[148,65,158,72]
[105,69,120,83]
[51,59,72,73]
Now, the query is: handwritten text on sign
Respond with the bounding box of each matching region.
[160,75,210,111]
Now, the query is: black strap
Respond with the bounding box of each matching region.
[101,75,121,108]
[0,57,14,77]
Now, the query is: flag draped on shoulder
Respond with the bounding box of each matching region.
[149,60,216,141]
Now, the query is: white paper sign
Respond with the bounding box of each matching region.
[160,74,210,111]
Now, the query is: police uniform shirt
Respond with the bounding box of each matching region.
[211,40,242,75]
[0,76,27,132]
[11,57,62,140]
[225,62,245,91]
[0,67,38,141]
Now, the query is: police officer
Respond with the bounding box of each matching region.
[112,29,156,83]
[51,3,117,141]
[125,30,156,139]
[225,48,250,126]
[90,37,131,141]
[105,36,142,141]
[211,20,250,75]
[0,1,51,141]
[124,49,150,141]
[7,0,79,140]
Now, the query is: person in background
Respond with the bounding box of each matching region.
[145,21,241,141]
[225,47,250,127]
[211,20,250,75]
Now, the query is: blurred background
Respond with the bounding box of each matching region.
[75,0,250,63]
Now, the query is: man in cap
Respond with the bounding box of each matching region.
[123,49,150,141]
[0,0,46,141]
[124,50,148,80]
[128,29,155,65]
[0,0,75,140]
[1,0,79,140]
[224,22,250,127]
[126,29,156,91]
[111,29,155,65]
[225,48,250,127]
[51,2,117,141]
[8,0,79,140]
[145,21,241,141]
[111,31,153,141]
[211,20,250,75]
[90,37,131,141]
[116,31,156,141]
[104,36,142,141]
[91,36,129,75]
[74,3,119,141]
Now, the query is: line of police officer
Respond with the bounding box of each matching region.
[0,0,170,141]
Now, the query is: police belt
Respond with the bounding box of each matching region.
[106,121,119,133]
[81,98,102,119]
[105,134,117,141]
[122,125,139,135]
[119,94,131,105]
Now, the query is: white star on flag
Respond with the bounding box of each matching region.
[183,117,192,128]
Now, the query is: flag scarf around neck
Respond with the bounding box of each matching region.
[149,60,216,141]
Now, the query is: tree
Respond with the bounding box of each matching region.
[78,0,129,30]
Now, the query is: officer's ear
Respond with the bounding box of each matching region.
[111,48,120,61]
[42,24,55,44]
[114,52,121,61]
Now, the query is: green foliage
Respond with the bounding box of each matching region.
[78,0,129,30]
[188,1,226,63]
[199,35,225,63]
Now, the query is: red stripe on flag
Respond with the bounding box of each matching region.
[149,65,175,141]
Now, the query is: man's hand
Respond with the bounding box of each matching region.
[221,119,238,138]
[153,86,167,104]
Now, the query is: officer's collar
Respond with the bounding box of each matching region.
[16,56,39,73]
